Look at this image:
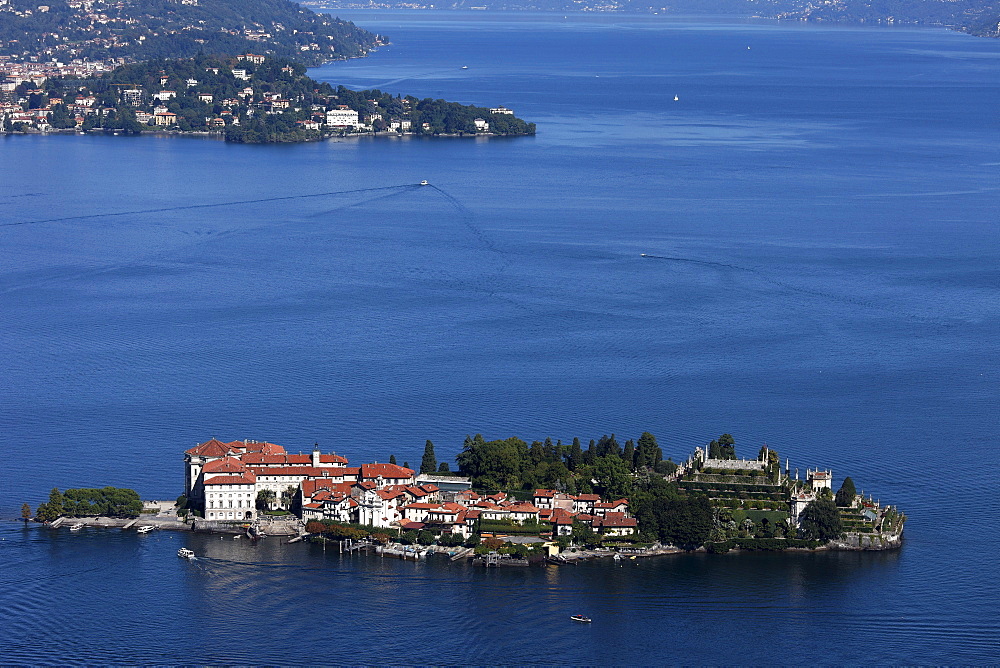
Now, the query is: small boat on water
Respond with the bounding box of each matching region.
[136,525,155,534]
[69,523,84,531]
[461,65,468,69]
[570,615,592,623]
[177,548,196,559]
[673,95,679,101]
[420,180,429,186]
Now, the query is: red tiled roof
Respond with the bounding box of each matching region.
[509,502,540,513]
[534,489,557,498]
[420,484,439,493]
[204,473,256,485]
[227,440,285,455]
[247,466,342,478]
[185,438,232,457]
[360,463,415,480]
[403,503,437,510]
[575,494,600,502]
[202,456,246,474]
[595,515,637,528]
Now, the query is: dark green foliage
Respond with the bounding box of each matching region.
[799,497,843,541]
[37,487,142,519]
[623,440,636,470]
[718,434,736,459]
[836,477,857,507]
[654,459,678,475]
[591,455,633,500]
[420,439,437,474]
[438,462,450,473]
[389,454,397,465]
[21,502,32,523]
[635,432,660,470]
[35,488,66,522]
[437,533,465,547]
[416,529,436,545]
[456,434,528,489]
[707,538,822,552]
[176,494,188,510]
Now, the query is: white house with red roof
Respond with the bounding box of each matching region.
[359,463,416,489]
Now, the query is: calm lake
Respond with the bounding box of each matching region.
[1,12,998,664]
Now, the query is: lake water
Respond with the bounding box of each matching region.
[2,13,998,664]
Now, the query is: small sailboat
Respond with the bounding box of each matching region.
[673,95,679,102]
[570,614,592,623]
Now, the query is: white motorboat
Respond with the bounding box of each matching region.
[136,525,155,534]
[69,523,84,531]
[177,548,196,559]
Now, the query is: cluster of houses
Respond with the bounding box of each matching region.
[184,438,636,539]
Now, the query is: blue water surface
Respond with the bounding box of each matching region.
[1,13,998,664]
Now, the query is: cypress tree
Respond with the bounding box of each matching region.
[835,477,857,507]
[623,440,636,470]
[420,439,437,474]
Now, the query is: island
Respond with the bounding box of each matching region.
[30,432,905,563]
[0,54,536,141]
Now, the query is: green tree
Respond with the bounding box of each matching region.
[36,488,65,522]
[636,432,660,470]
[592,455,633,500]
[718,434,736,459]
[389,454,397,465]
[438,462,450,473]
[623,439,636,470]
[567,437,583,471]
[799,497,843,541]
[256,489,276,510]
[708,440,722,459]
[420,439,437,474]
[835,477,857,507]
[21,502,32,523]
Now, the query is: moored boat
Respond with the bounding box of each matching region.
[136,525,155,534]
[570,614,592,623]
[69,522,84,531]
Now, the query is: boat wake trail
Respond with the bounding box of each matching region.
[426,183,522,306]
[0,184,415,228]
[640,253,875,309]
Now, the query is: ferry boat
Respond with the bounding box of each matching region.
[177,548,196,559]
[136,525,155,534]
[570,615,592,623]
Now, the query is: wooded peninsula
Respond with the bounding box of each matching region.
[2,54,536,142]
